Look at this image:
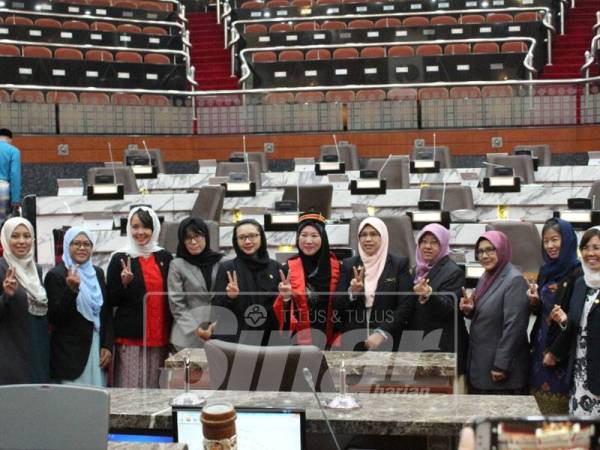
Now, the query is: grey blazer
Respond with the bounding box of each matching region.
[467,263,529,391]
[167,258,220,350]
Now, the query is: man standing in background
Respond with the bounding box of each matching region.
[0,128,21,223]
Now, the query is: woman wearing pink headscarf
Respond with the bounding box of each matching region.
[408,224,468,374]
[460,231,530,394]
[337,217,413,351]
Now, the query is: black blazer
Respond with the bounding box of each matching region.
[563,276,600,395]
[408,256,469,374]
[338,254,413,350]
[46,262,113,381]
[107,250,172,339]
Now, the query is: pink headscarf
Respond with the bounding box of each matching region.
[358,217,389,308]
[473,230,512,302]
[414,223,451,281]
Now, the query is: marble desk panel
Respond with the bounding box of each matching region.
[534,166,600,184]
[472,185,590,206]
[166,349,456,378]
[108,444,187,450]
[109,388,540,436]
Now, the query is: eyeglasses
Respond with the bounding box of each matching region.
[70,241,92,249]
[359,232,380,239]
[184,234,205,243]
[237,233,260,242]
[476,247,497,257]
[419,239,440,247]
[581,245,600,253]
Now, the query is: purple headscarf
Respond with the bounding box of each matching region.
[473,230,512,302]
[414,223,450,281]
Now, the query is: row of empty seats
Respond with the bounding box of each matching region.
[0,44,174,64]
[0,89,173,105]
[251,41,527,62]
[55,0,174,11]
[0,16,169,34]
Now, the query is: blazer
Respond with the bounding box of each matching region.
[467,263,530,391]
[107,250,172,340]
[408,256,469,374]
[45,262,113,381]
[338,254,413,350]
[0,258,49,385]
[167,257,221,350]
[562,276,600,395]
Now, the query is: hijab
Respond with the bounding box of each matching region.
[122,206,163,258]
[62,227,103,331]
[176,217,224,290]
[538,218,581,283]
[1,217,47,316]
[582,226,600,289]
[296,213,332,295]
[357,217,389,308]
[414,223,451,281]
[232,219,270,271]
[473,230,512,302]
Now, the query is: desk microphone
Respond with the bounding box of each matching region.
[332,134,341,164]
[302,367,342,450]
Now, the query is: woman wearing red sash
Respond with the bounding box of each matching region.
[273,213,342,348]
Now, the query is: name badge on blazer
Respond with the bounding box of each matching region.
[385,277,396,283]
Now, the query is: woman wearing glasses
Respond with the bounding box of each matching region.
[45,226,113,386]
[107,206,172,388]
[460,231,529,394]
[336,217,413,351]
[213,219,281,345]
[550,226,600,416]
[168,217,224,350]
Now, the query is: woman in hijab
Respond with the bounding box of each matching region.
[0,217,49,385]
[551,226,600,416]
[528,218,581,414]
[460,231,529,394]
[273,213,342,348]
[107,206,172,388]
[168,217,224,350]
[337,217,413,351]
[213,219,281,345]
[408,224,468,370]
[45,226,113,386]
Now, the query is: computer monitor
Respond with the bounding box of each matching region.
[172,407,306,450]
[108,428,174,444]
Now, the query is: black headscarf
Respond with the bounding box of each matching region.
[176,217,224,290]
[232,219,271,272]
[296,215,332,295]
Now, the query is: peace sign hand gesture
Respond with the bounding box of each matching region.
[350,265,365,294]
[226,271,240,300]
[2,267,18,298]
[459,287,475,315]
[278,269,292,301]
[120,257,134,287]
[66,265,80,292]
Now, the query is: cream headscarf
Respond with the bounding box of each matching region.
[121,206,163,258]
[582,226,600,289]
[1,217,47,316]
[357,217,389,308]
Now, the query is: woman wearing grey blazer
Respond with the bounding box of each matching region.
[168,217,224,351]
[460,231,530,394]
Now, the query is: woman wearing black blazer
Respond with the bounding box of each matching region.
[46,226,113,386]
[338,217,413,351]
[107,206,172,388]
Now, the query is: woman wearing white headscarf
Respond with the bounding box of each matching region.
[551,226,600,416]
[45,226,113,386]
[0,217,49,384]
[337,217,413,351]
[107,206,172,388]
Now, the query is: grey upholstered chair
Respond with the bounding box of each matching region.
[411,145,452,169]
[419,185,475,211]
[282,184,334,218]
[229,151,269,172]
[485,220,544,273]
[365,156,410,189]
[86,166,138,194]
[216,161,262,189]
[191,185,225,222]
[485,154,535,184]
[512,144,552,166]
[319,144,360,171]
[124,148,166,173]
[589,181,600,210]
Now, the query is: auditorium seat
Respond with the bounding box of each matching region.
[325,90,355,102]
[267,0,290,7]
[360,47,385,58]
[292,0,312,6]
[332,47,359,59]
[473,42,499,54]
[55,48,84,60]
[63,20,90,30]
[112,93,142,105]
[11,90,45,103]
[411,145,452,168]
[420,185,475,211]
[143,26,168,35]
[487,13,513,23]
[88,0,112,6]
[144,53,170,64]
[482,85,513,97]
[0,90,9,103]
[46,91,79,104]
[115,51,143,63]
[294,21,319,31]
[515,12,539,22]
[348,19,373,29]
[282,184,334,218]
[512,144,552,166]
[253,51,277,62]
[191,186,225,222]
[317,0,340,5]
[501,41,527,52]
[485,221,544,273]
[445,43,470,55]
[279,50,304,61]
[263,92,295,104]
[91,21,117,32]
[85,49,114,61]
[0,44,20,57]
[387,88,418,100]
[80,92,111,104]
[124,147,166,172]
[356,89,386,101]
[319,143,359,170]
[139,0,168,10]
[115,0,137,8]
[431,15,457,25]
[269,23,293,32]
[450,86,481,99]
[241,0,264,8]
[485,154,535,183]
[5,16,34,26]
[230,151,269,172]
[365,156,410,189]
[23,46,53,59]
[117,23,143,33]
[459,14,485,24]
[388,46,414,57]
[216,161,262,188]
[141,94,170,106]
[321,20,346,30]
[305,49,331,60]
[374,17,402,28]
[87,166,138,194]
[245,23,268,33]
[295,91,324,103]
[418,87,449,100]
[35,18,62,28]
[349,215,416,266]
[403,16,429,27]
[589,181,600,209]
[416,44,443,56]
